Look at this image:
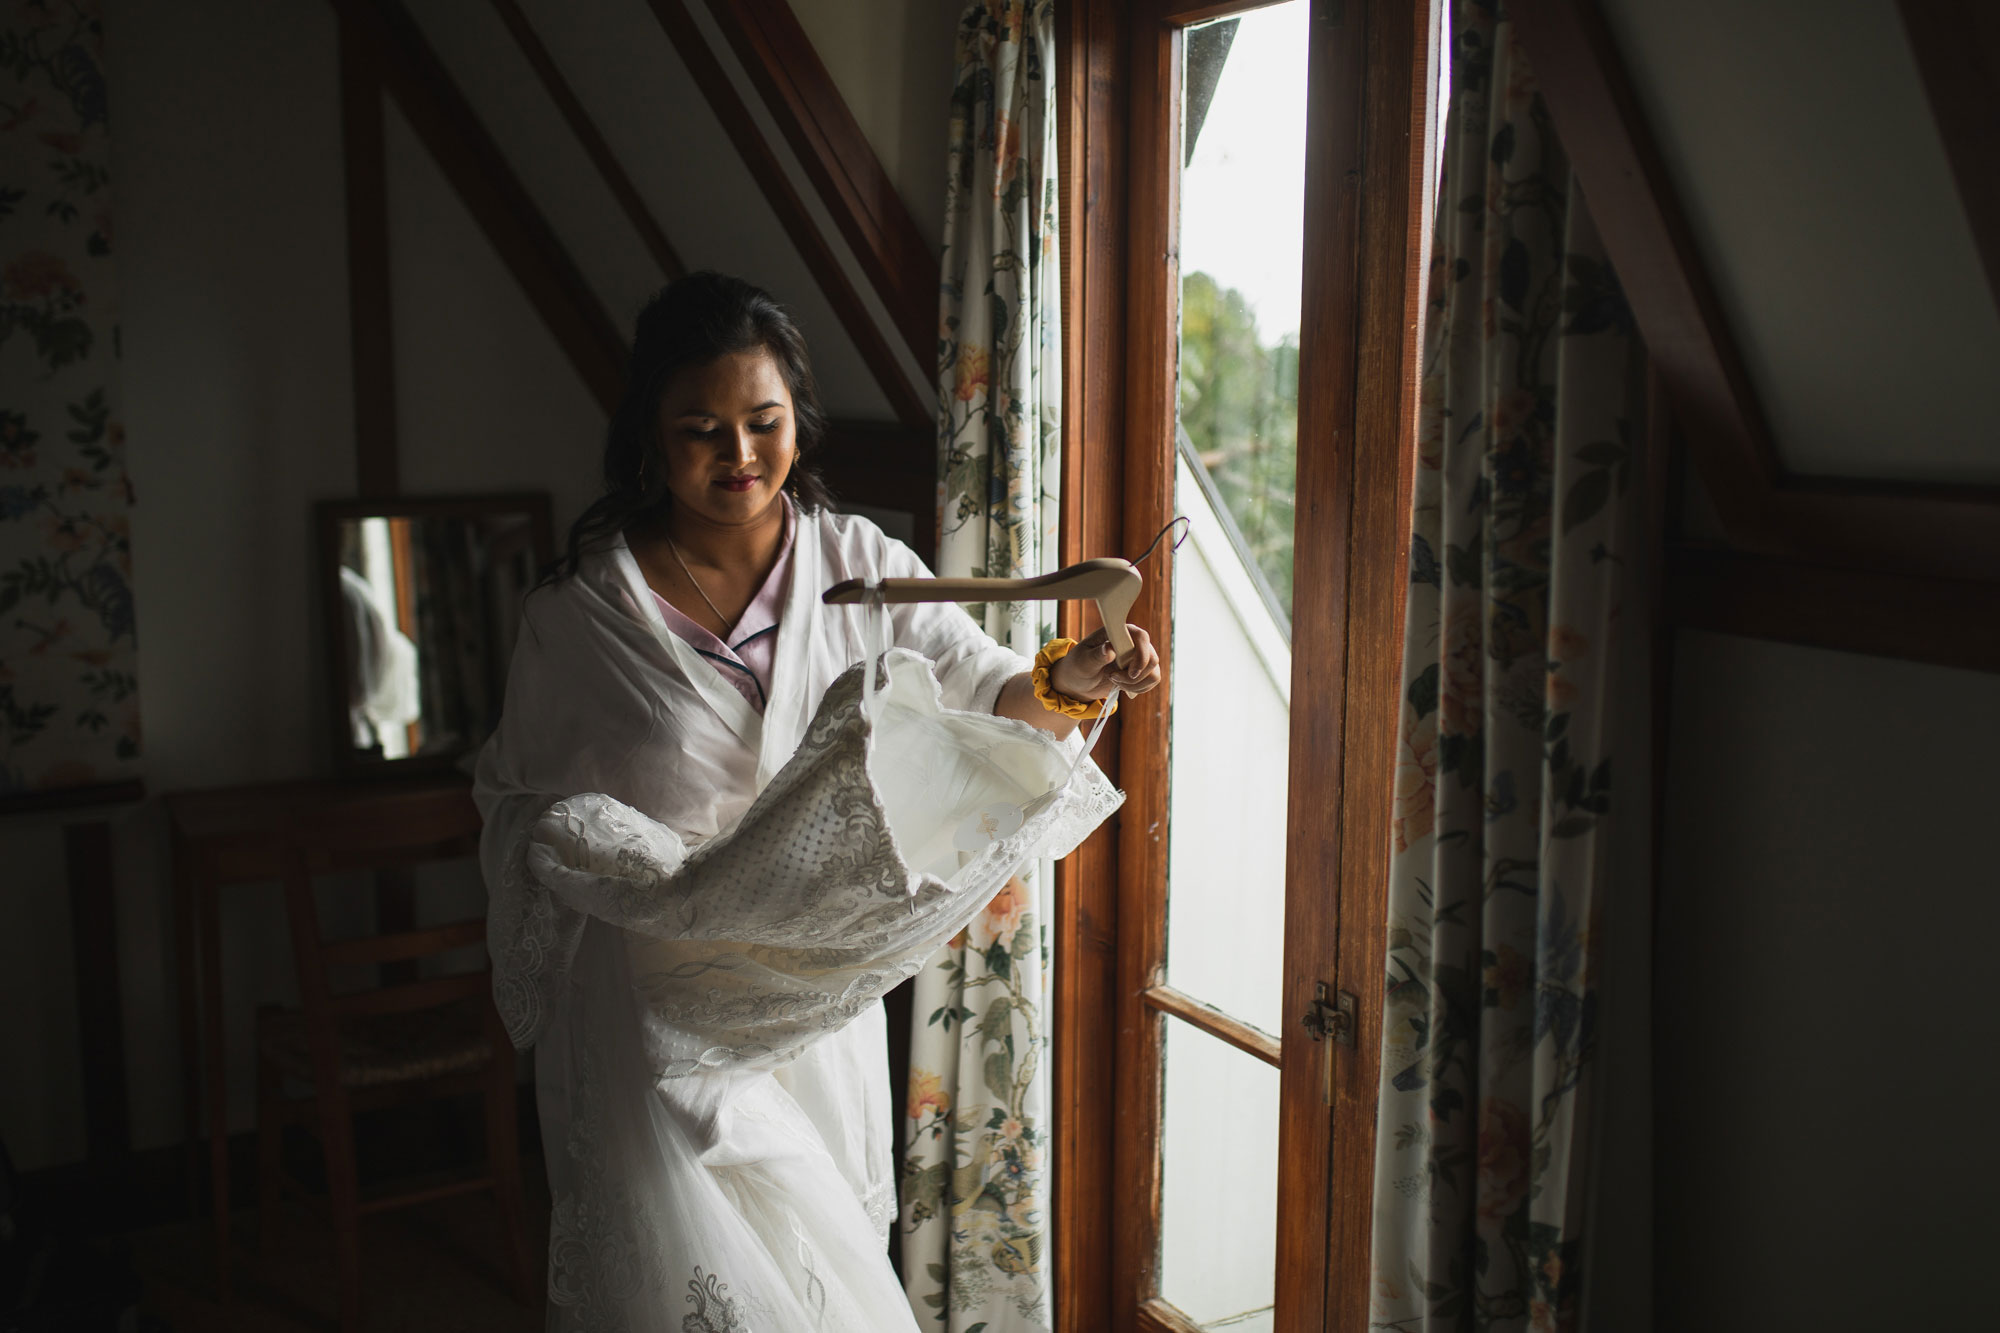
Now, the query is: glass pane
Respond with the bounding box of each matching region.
[1177,4,1306,617]
[1164,0,1307,1039]
[1159,1016,1280,1330]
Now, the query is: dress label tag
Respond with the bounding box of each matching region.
[952,802,1025,852]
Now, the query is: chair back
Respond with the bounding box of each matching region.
[270,784,499,1098]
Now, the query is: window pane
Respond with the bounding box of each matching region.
[1159,1016,1279,1330]
[1163,457,1290,1034]
[1164,0,1307,1039]
[1177,2,1307,617]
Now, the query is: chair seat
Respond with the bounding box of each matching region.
[257,1000,493,1090]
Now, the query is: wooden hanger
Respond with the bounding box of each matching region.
[823,557,1142,662]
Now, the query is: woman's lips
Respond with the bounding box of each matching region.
[716,475,759,493]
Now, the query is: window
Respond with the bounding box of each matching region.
[1055,2,1440,1330]
[1157,8,1307,1327]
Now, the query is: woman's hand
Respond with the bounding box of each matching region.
[992,625,1161,737]
[1050,624,1162,702]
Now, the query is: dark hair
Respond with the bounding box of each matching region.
[550,272,835,581]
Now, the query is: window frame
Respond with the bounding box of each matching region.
[1054,1,1439,1331]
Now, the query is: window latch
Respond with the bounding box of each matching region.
[1300,981,1356,1047]
[1301,983,1357,1105]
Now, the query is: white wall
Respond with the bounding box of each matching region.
[383,101,605,522]
[1597,0,2000,485]
[1163,458,1290,1036]
[1655,631,2000,1329]
[1586,2,2000,1313]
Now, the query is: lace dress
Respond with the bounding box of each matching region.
[473,511,1119,1332]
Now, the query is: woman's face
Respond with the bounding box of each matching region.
[654,347,797,529]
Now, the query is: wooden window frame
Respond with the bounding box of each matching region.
[1054,2,1437,1331]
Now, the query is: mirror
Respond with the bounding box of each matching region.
[317,495,553,775]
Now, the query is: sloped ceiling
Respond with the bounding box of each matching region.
[384,102,607,524]
[789,0,957,253]
[1599,0,2000,485]
[398,0,900,421]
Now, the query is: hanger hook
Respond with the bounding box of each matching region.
[1131,516,1191,569]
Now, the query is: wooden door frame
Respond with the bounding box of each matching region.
[1054,1,1435,1331]
[1294,0,1433,1325]
[1053,2,1132,1332]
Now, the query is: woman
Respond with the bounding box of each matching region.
[474,272,1159,1331]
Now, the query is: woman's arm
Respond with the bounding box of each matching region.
[859,523,1164,732]
[992,623,1162,737]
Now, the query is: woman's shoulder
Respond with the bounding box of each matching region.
[809,505,926,579]
[810,504,890,548]
[517,539,652,642]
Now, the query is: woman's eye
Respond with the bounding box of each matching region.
[683,422,778,438]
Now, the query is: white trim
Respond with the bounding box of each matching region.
[1176,454,1293,706]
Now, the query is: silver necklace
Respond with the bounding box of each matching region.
[664,533,734,636]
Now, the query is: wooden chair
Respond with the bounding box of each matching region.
[253,791,534,1331]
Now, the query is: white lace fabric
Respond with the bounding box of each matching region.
[527,652,1118,1084]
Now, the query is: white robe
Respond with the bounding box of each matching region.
[472,509,1109,1332]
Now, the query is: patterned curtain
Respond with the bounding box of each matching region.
[901,2,1059,1329]
[0,0,139,797]
[1370,4,1645,1330]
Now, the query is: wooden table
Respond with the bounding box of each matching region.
[165,774,483,1303]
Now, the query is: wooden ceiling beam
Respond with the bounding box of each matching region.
[700,0,938,370]
[1667,542,2000,676]
[487,0,687,282]
[1896,0,2000,318]
[1157,0,1297,27]
[334,0,627,413]
[644,0,933,430]
[1504,0,1781,537]
[1761,478,2000,584]
[1509,0,2000,584]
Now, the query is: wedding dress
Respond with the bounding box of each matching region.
[473,508,1119,1331]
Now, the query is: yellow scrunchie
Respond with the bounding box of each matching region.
[1032,637,1115,720]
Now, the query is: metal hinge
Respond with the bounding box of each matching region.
[1301,982,1356,1047]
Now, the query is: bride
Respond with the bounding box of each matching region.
[473,272,1160,1331]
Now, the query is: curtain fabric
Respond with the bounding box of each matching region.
[903,2,1060,1329]
[1370,5,1645,1330]
[0,0,139,797]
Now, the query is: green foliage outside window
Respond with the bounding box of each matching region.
[1178,270,1299,616]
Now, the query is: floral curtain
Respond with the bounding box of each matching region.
[0,0,139,797]
[1370,4,1645,1330]
[902,1,1059,1329]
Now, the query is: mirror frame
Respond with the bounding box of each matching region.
[316,493,555,778]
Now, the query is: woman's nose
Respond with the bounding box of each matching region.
[725,428,758,465]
